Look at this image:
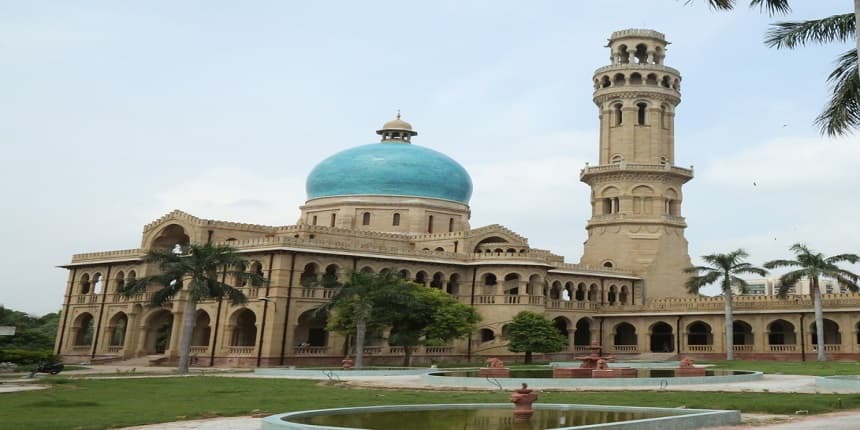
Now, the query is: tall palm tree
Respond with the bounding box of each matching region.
[700,1,860,136]
[319,270,403,369]
[684,249,768,360]
[121,243,263,374]
[764,243,859,361]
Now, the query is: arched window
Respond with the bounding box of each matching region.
[637,102,647,125]
[311,215,318,226]
[115,271,125,292]
[92,273,104,294]
[230,309,257,347]
[448,218,454,232]
[79,274,91,294]
[613,103,623,126]
[300,263,318,287]
[610,154,623,164]
[480,328,495,343]
[392,213,400,226]
[362,212,371,226]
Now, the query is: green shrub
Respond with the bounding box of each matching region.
[0,348,55,364]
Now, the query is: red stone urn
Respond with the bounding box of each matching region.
[478,357,510,378]
[341,357,354,370]
[675,357,706,377]
[510,383,538,419]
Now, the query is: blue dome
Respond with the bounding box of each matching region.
[306,143,473,205]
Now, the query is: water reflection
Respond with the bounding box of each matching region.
[292,408,669,430]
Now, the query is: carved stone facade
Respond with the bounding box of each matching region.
[55,29,860,366]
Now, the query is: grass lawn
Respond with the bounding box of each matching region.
[1,377,859,430]
[703,360,860,376]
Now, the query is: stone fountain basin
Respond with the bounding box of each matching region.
[261,403,740,430]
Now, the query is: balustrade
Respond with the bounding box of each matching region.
[293,346,329,355]
[190,346,209,354]
[362,346,383,355]
[811,344,842,353]
[686,345,713,352]
[733,345,753,352]
[229,346,255,356]
[767,344,797,352]
[611,345,638,353]
[423,346,453,355]
[106,346,123,353]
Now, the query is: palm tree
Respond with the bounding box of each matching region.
[700,1,860,136]
[684,249,768,360]
[120,243,263,374]
[764,243,859,361]
[320,270,403,369]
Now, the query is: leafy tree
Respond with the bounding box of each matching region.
[327,273,478,367]
[120,243,263,374]
[323,271,402,369]
[505,311,567,364]
[697,1,859,135]
[382,284,479,366]
[764,243,859,361]
[684,249,768,360]
[0,306,57,352]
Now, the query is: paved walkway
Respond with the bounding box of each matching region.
[712,411,860,429]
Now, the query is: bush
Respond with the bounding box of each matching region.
[0,348,55,365]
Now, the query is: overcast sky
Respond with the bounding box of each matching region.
[2,1,858,315]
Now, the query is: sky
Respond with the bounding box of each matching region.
[2,1,858,315]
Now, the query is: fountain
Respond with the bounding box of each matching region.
[509,383,537,420]
[341,357,354,370]
[674,357,706,377]
[553,342,636,378]
[263,379,742,430]
[479,357,510,378]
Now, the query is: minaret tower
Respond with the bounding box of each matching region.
[579,29,693,299]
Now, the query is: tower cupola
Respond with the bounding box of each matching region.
[376,111,418,143]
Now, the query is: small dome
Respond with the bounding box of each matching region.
[382,118,413,131]
[306,143,473,205]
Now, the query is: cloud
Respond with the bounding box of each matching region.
[702,135,860,189]
[154,168,305,226]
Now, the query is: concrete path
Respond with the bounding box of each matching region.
[119,416,261,430]
[712,411,860,429]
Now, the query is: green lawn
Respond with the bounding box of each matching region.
[703,360,860,376]
[1,376,860,430]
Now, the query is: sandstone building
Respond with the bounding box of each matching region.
[55,29,860,366]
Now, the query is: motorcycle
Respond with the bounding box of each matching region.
[29,361,64,377]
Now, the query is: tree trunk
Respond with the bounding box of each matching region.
[524,350,533,364]
[354,317,366,369]
[724,291,734,361]
[812,279,827,362]
[177,298,197,374]
[402,346,413,367]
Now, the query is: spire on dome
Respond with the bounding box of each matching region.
[376,111,418,143]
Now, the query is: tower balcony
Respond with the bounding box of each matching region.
[580,162,693,182]
[587,213,687,228]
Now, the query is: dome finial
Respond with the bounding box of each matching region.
[376,111,417,143]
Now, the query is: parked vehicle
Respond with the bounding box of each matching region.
[29,361,64,377]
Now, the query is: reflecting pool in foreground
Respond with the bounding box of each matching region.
[291,407,671,430]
